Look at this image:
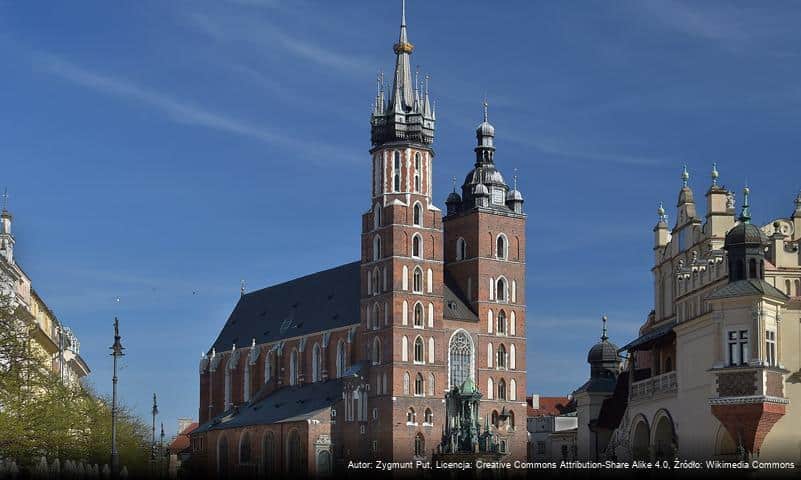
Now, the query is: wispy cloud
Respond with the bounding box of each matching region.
[34,54,358,164]
[639,0,747,43]
[187,12,374,75]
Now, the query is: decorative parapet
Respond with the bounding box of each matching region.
[630,371,677,403]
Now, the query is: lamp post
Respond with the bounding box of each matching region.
[159,422,165,477]
[110,318,124,478]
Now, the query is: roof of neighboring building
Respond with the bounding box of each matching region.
[168,422,198,454]
[193,378,345,435]
[619,321,675,353]
[706,279,788,302]
[595,370,630,431]
[443,272,477,321]
[527,396,575,417]
[209,262,361,353]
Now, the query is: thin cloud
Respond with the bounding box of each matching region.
[34,54,358,164]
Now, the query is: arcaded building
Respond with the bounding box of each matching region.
[576,166,801,462]
[190,2,528,476]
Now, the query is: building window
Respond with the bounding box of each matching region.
[498,379,506,400]
[497,310,507,335]
[766,330,777,367]
[537,441,546,455]
[428,337,435,363]
[456,237,467,260]
[424,408,433,424]
[372,337,382,365]
[239,432,252,463]
[403,372,410,395]
[449,330,473,388]
[336,340,346,378]
[428,372,435,396]
[510,378,517,400]
[414,433,425,457]
[373,235,381,261]
[372,303,380,330]
[497,344,507,369]
[413,202,422,226]
[496,278,507,302]
[402,336,409,362]
[787,279,793,296]
[407,407,416,424]
[509,410,515,429]
[287,430,304,473]
[414,337,424,363]
[496,234,508,259]
[312,343,321,382]
[412,235,422,258]
[374,204,381,229]
[414,153,421,193]
[415,373,424,396]
[487,342,493,368]
[264,351,273,383]
[224,366,232,409]
[393,151,401,192]
[289,349,298,386]
[796,279,800,297]
[413,268,423,293]
[243,361,251,402]
[414,302,424,327]
[491,410,498,427]
[727,330,749,366]
[487,378,494,400]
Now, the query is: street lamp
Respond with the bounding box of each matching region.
[160,422,165,476]
[151,393,159,463]
[110,318,124,478]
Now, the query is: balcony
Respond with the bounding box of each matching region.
[630,371,677,402]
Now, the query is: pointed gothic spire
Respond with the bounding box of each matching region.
[740,185,751,224]
[391,0,414,111]
[681,164,690,188]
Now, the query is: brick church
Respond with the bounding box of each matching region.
[190,2,528,476]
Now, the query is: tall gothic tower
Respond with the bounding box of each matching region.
[361,0,445,460]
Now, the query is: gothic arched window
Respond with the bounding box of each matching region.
[415,373,424,396]
[407,407,416,423]
[372,337,381,365]
[412,234,422,258]
[393,151,401,192]
[497,310,507,335]
[424,408,433,424]
[289,349,298,386]
[497,344,507,369]
[413,202,422,226]
[373,203,381,230]
[264,351,273,383]
[336,340,346,378]
[224,365,232,409]
[456,237,467,260]
[496,277,507,302]
[414,433,425,457]
[414,302,424,327]
[403,372,410,395]
[262,433,277,473]
[373,235,381,262]
[496,234,508,260]
[498,379,507,400]
[239,431,252,463]
[312,343,321,382]
[414,152,422,193]
[449,330,473,388]
[414,337,424,363]
[287,429,304,473]
[428,372,435,396]
[372,303,380,330]
[243,361,251,401]
[412,268,423,293]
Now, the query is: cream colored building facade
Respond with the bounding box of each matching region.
[590,167,801,462]
[1,203,90,386]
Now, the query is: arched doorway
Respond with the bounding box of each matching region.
[262,432,277,474]
[218,435,229,478]
[652,411,676,460]
[631,418,650,460]
[317,450,332,475]
[286,429,305,474]
[715,425,737,459]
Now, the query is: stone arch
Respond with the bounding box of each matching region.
[630,414,651,461]
[651,409,677,460]
[714,423,737,457]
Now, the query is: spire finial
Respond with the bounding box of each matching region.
[513,168,519,191]
[240,279,246,297]
[451,176,457,192]
[1,188,8,212]
[401,0,407,27]
[681,164,689,188]
[483,97,489,123]
[601,315,608,341]
[740,184,751,223]
[658,201,667,222]
[711,163,719,187]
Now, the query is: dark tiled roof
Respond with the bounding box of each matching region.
[574,375,617,395]
[168,422,198,454]
[209,262,361,352]
[706,279,788,302]
[596,371,630,430]
[619,321,675,353]
[193,379,344,434]
[443,274,477,321]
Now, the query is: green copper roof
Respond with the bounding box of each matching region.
[460,377,477,394]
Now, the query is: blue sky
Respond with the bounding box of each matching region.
[2,0,801,436]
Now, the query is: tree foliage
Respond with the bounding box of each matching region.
[0,294,151,473]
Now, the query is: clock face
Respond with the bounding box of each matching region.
[492,188,504,205]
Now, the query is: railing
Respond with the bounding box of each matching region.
[630,371,677,402]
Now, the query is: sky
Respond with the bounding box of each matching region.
[1,0,801,437]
